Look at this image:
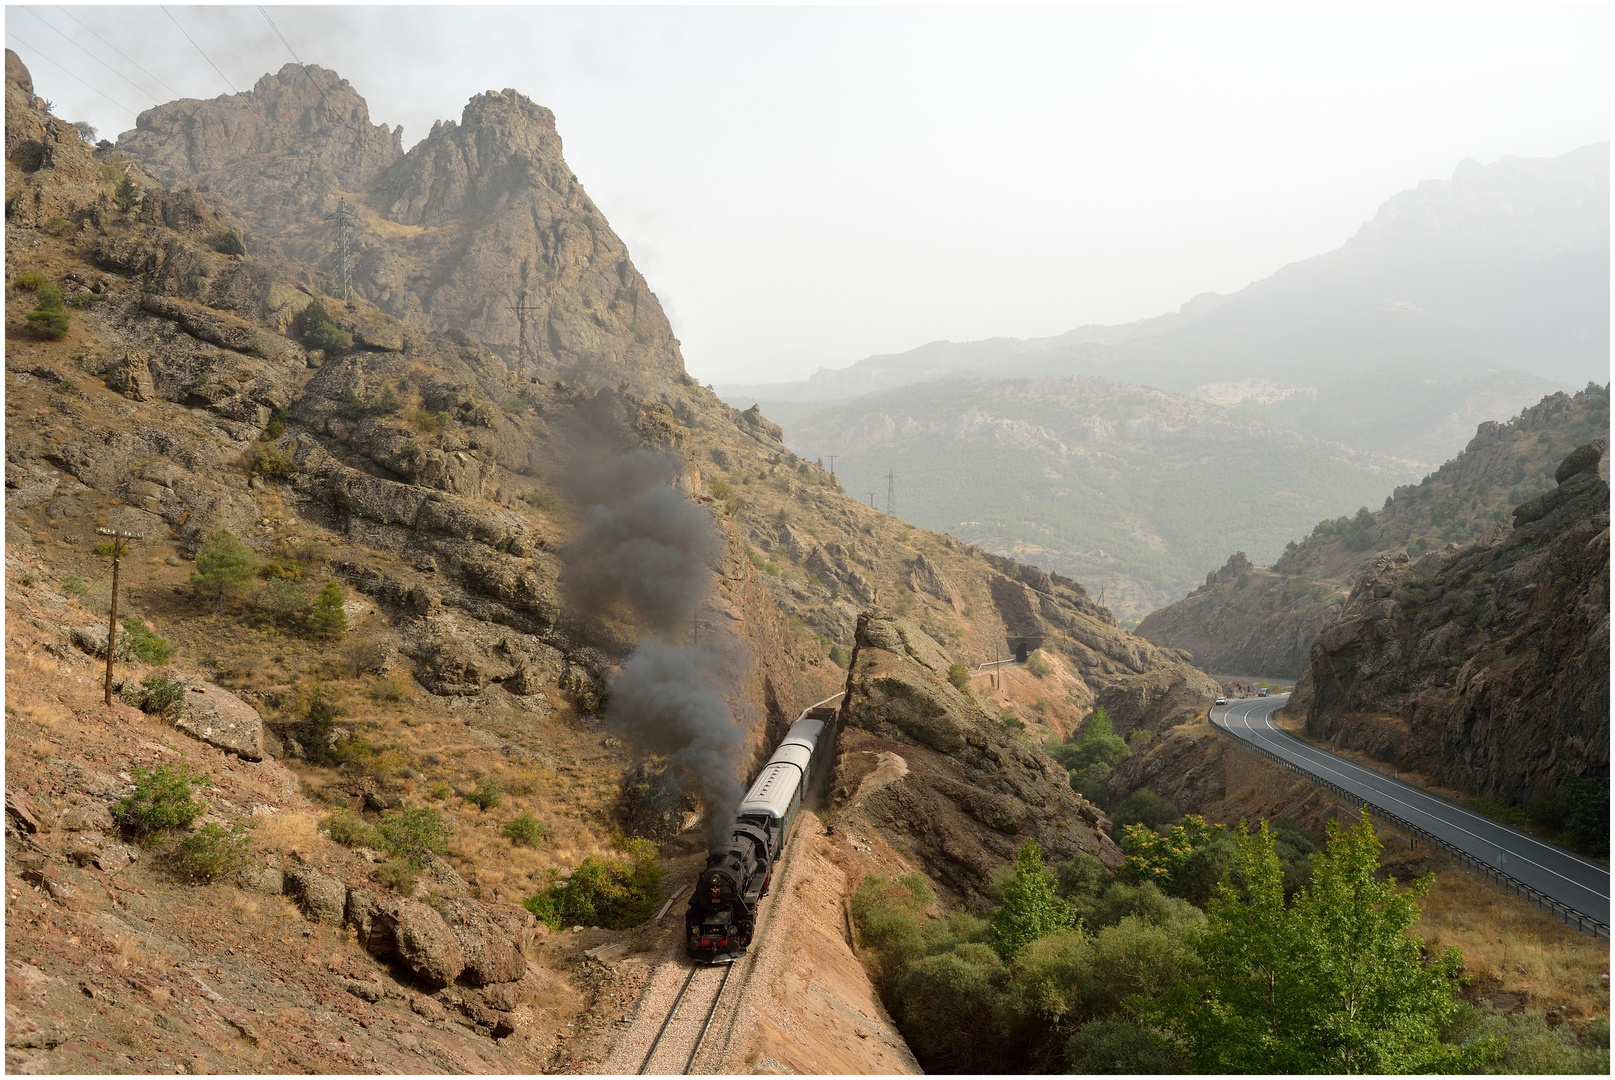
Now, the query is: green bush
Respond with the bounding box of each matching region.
[26,283,70,339]
[60,571,88,597]
[1088,881,1203,931]
[1026,650,1052,678]
[320,808,376,848]
[891,943,1009,1071]
[66,289,98,309]
[1054,852,1109,902]
[214,230,246,256]
[293,299,351,354]
[336,387,402,420]
[172,823,248,883]
[466,775,503,811]
[253,577,312,628]
[1464,797,1529,829]
[305,582,348,639]
[828,644,851,668]
[1110,788,1180,831]
[12,270,47,291]
[374,857,417,896]
[373,807,449,868]
[111,764,207,835]
[298,691,343,764]
[120,617,175,665]
[989,840,1072,961]
[191,530,255,610]
[127,673,186,719]
[523,838,663,930]
[1065,1019,1186,1074]
[502,811,548,847]
[249,442,300,479]
[1563,776,1609,857]
[42,215,74,237]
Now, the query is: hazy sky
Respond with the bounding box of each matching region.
[6,5,1609,383]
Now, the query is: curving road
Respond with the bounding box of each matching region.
[1213,695,1609,935]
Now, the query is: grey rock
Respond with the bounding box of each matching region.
[387,898,465,987]
[236,864,285,895]
[285,866,348,924]
[174,678,265,761]
[430,897,527,985]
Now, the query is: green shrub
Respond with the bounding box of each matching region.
[891,942,1008,1071]
[191,530,255,610]
[502,811,548,847]
[336,387,402,420]
[320,808,376,848]
[1463,797,1529,829]
[293,299,351,354]
[1563,776,1609,857]
[989,840,1072,961]
[947,662,971,690]
[373,807,449,868]
[299,691,343,763]
[1088,881,1203,931]
[466,775,503,811]
[305,582,348,639]
[523,837,663,930]
[1025,650,1053,678]
[1111,788,1180,832]
[60,571,88,597]
[111,764,207,835]
[42,216,74,237]
[12,270,47,291]
[120,617,175,664]
[66,289,97,309]
[1054,852,1109,902]
[172,823,248,883]
[501,395,530,415]
[26,284,70,339]
[214,230,246,256]
[828,644,851,668]
[249,442,300,479]
[428,781,452,800]
[114,175,138,211]
[374,857,417,896]
[127,673,186,719]
[1065,1019,1186,1074]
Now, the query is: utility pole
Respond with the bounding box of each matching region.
[868,492,877,510]
[507,292,543,372]
[96,527,142,706]
[886,470,895,516]
[826,455,836,482]
[326,199,355,308]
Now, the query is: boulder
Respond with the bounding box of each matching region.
[430,897,527,985]
[284,866,347,924]
[345,887,397,957]
[174,678,265,761]
[236,864,284,895]
[387,898,465,987]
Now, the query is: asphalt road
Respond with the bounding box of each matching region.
[1213,695,1609,932]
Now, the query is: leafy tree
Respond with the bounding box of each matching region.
[1053,852,1108,902]
[298,691,343,763]
[1088,880,1203,932]
[190,530,255,611]
[989,840,1072,960]
[892,942,1009,1071]
[1120,813,1240,907]
[1111,787,1180,831]
[1150,812,1493,1074]
[25,283,70,339]
[305,581,348,638]
[1064,1019,1185,1074]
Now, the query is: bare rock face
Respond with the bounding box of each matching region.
[174,678,265,762]
[115,64,403,235]
[385,898,466,988]
[1293,439,1609,806]
[834,613,1123,905]
[428,897,527,986]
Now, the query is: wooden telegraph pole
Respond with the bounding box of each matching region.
[96,527,143,706]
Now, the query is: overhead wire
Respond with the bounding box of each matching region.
[3,30,139,118]
[161,5,237,94]
[21,6,160,106]
[54,4,183,101]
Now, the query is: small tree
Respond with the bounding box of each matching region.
[988,840,1071,960]
[191,530,255,611]
[214,229,246,256]
[111,765,206,835]
[305,581,348,638]
[293,299,351,354]
[25,283,70,339]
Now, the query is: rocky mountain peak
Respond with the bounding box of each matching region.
[116,62,402,233]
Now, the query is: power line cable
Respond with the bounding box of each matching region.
[22,6,160,106]
[54,4,183,101]
[257,5,303,65]
[161,5,237,94]
[3,31,139,118]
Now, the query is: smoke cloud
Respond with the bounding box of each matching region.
[563,448,721,630]
[560,443,745,849]
[609,642,745,847]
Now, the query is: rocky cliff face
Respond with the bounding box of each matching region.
[830,614,1123,905]
[1138,385,1610,676]
[117,71,683,387]
[1291,439,1609,807]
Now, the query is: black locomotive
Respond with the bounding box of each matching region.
[686,707,835,962]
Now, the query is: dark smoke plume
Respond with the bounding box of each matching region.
[559,443,745,848]
[609,642,744,847]
[562,448,721,630]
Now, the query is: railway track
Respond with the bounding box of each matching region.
[636,962,735,1075]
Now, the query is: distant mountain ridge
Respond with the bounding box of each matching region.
[720,142,1608,404]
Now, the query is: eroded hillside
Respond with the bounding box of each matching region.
[6,50,1223,1071]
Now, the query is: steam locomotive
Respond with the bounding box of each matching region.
[685,704,837,963]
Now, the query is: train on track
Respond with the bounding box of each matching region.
[685,703,838,963]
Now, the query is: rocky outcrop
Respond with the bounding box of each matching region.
[174,678,265,761]
[1292,440,1609,806]
[833,613,1123,904]
[1139,386,1611,677]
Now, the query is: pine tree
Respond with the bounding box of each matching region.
[305,582,348,638]
[190,530,255,612]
